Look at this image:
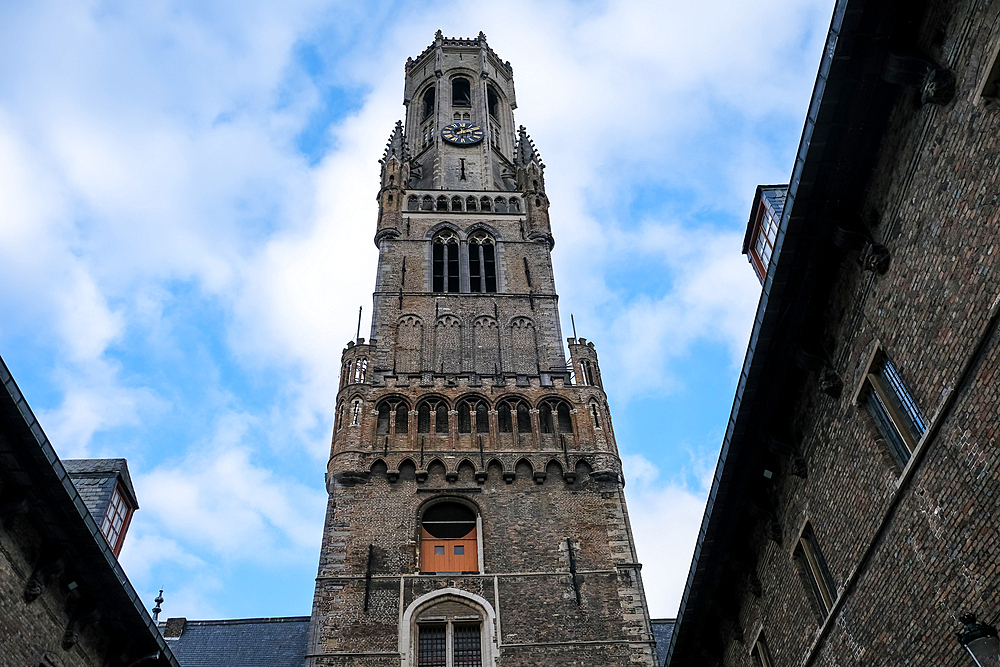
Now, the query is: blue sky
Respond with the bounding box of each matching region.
[0,0,832,619]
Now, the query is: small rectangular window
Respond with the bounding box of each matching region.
[418,625,446,667]
[454,545,465,555]
[979,41,1000,104]
[859,351,926,468]
[795,523,837,618]
[434,546,445,555]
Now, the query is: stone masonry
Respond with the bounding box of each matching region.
[305,31,657,667]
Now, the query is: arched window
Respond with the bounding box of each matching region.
[421,195,434,211]
[350,398,362,426]
[497,399,531,434]
[466,196,478,212]
[493,198,507,213]
[412,596,487,667]
[422,87,435,119]
[451,196,463,211]
[468,231,497,293]
[376,398,410,435]
[408,195,419,211]
[353,358,367,384]
[539,399,573,434]
[487,86,499,119]
[590,403,601,429]
[420,501,478,574]
[433,231,460,293]
[436,195,448,211]
[458,397,490,434]
[509,198,520,212]
[417,398,450,434]
[480,197,492,212]
[452,77,471,107]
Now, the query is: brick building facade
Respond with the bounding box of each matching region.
[305,31,657,667]
[667,0,1000,666]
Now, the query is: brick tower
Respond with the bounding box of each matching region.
[306,31,656,667]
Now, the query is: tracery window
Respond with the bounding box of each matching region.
[417,398,450,434]
[436,195,448,211]
[408,195,419,211]
[421,195,434,211]
[467,231,497,293]
[497,399,531,434]
[451,196,463,211]
[479,197,491,212]
[465,196,478,212]
[376,398,410,435]
[458,397,490,434]
[539,399,573,434]
[493,197,507,213]
[432,231,461,293]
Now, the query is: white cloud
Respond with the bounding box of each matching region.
[623,454,710,618]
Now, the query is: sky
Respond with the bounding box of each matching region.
[0,0,832,620]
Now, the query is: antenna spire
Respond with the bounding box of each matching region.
[571,314,577,339]
[152,589,164,622]
[356,307,362,342]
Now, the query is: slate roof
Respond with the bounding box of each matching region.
[651,619,675,666]
[161,617,310,667]
[64,457,138,512]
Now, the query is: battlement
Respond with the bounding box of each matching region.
[405,31,513,79]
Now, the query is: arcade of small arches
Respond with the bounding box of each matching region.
[364,452,603,487]
[333,393,609,438]
[408,194,522,214]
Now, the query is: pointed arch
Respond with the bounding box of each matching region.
[434,314,462,374]
[509,317,538,375]
[395,315,424,373]
[472,316,500,375]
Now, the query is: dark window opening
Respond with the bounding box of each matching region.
[422,502,475,538]
[498,403,512,432]
[452,77,471,107]
[466,196,478,212]
[418,403,432,433]
[476,403,489,433]
[447,245,459,293]
[396,404,409,434]
[509,198,520,212]
[540,403,553,433]
[483,244,496,293]
[422,195,433,211]
[591,404,600,428]
[862,353,926,468]
[557,403,572,433]
[487,86,499,118]
[418,625,446,667]
[433,243,444,293]
[453,624,482,666]
[469,243,481,293]
[451,196,463,211]
[422,87,436,119]
[436,195,448,211]
[480,197,491,212]
[433,234,461,293]
[458,402,472,433]
[408,195,419,211]
[436,404,449,433]
[468,233,497,294]
[494,198,507,213]
[517,403,531,433]
[377,402,391,434]
[796,524,837,617]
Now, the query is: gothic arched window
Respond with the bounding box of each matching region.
[480,197,492,212]
[350,398,362,426]
[376,398,409,435]
[539,399,573,434]
[493,197,507,213]
[408,195,419,211]
[417,398,450,434]
[468,231,497,294]
[487,86,499,119]
[497,399,531,434]
[509,197,520,213]
[452,77,471,107]
[432,231,460,293]
[436,195,448,211]
[458,397,490,434]
[466,196,478,212]
[422,87,435,119]
[451,196,463,211]
[421,195,434,211]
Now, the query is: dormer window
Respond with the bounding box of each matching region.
[452,77,471,107]
[101,482,134,556]
[743,185,787,284]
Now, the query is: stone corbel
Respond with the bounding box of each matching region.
[795,346,844,399]
[62,599,101,650]
[832,223,890,274]
[767,435,808,479]
[882,50,956,106]
[24,551,66,603]
[748,502,783,546]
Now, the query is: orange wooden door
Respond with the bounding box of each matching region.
[420,527,478,573]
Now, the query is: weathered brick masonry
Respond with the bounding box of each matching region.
[306,32,656,667]
[668,1,1000,666]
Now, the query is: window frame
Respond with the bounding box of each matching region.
[748,195,780,280]
[101,481,135,556]
[418,499,482,575]
[794,522,837,618]
[852,344,927,469]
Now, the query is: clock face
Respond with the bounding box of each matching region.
[441,121,485,145]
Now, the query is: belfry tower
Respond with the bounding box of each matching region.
[307,31,656,667]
